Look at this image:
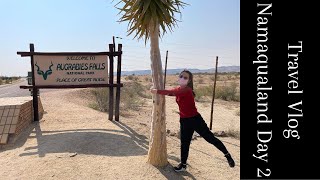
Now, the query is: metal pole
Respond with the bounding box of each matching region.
[164,50,168,89]
[209,56,219,130]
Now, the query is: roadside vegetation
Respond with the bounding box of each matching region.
[0,76,21,85]
[194,82,240,102]
[90,72,240,111]
[89,81,152,115]
[88,72,240,139]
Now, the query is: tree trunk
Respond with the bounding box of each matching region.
[147,24,168,166]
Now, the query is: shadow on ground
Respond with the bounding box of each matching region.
[113,121,196,179]
[14,122,149,157]
[1,121,197,179]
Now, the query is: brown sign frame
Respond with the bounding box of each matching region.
[17,43,123,122]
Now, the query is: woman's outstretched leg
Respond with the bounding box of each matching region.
[194,114,235,167]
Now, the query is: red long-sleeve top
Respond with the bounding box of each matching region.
[157,86,199,118]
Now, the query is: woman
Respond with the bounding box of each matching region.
[150,70,235,172]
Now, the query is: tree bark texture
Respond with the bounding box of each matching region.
[147,24,168,166]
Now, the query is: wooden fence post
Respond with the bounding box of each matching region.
[108,44,114,120]
[115,44,122,121]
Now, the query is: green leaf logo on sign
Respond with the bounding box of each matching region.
[35,61,53,80]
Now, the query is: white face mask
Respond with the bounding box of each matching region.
[178,78,188,86]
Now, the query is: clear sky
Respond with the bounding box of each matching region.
[0,0,239,76]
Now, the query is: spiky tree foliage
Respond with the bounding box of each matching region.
[116,0,187,166]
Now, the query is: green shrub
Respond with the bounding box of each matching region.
[194,82,240,102]
[5,79,11,84]
[90,81,149,114]
[125,75,138,81]
[127,75,134,80]
[194,86,213,102]
[88,103,100,111]
[123,82,151,109]
[91,88,110,112]
[215,82,239,101]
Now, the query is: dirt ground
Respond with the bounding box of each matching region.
[0,87,240,180]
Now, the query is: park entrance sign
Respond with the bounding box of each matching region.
[33,55,108,86]
[17,42,123,121]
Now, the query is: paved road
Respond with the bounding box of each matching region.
[0,79,31,98]
[0,79,57,98]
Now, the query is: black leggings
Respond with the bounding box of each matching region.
[180,113,229,164]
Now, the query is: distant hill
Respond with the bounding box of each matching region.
[118,66,240,76]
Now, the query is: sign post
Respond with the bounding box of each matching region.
[17,42,123,121]
[30,44,39,121]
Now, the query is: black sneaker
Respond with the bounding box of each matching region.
[225,153,235,167]
[174,163,187,172]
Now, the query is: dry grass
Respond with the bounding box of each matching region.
[193,83,239,102]
[225,129,240,139]
[90,81,152,115]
